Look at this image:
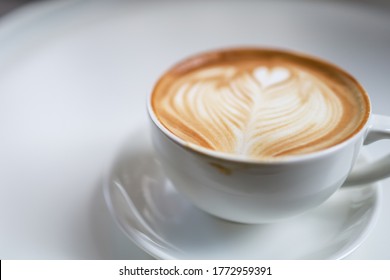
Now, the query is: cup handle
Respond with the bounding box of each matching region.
[344,114,390,186]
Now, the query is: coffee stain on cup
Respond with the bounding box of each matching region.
[209,162,233,175]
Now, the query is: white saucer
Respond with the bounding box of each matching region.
[103,128,381,259]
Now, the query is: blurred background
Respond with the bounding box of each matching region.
[1,0,390,12]
[1,0,390,14]
[0,0,389,259]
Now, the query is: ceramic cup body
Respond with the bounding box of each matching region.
[149,116,366,223]
[147,48,390,224]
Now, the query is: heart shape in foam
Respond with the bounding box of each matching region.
[254,67,290,89]
[156,63,348,158]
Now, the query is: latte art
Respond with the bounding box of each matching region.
[152,49,368,159]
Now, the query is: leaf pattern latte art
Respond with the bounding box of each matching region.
[153,63,363,159]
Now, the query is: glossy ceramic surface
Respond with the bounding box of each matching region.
[104,127,381,259]
[1,0,389,259]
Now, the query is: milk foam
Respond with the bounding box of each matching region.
[152,51,367,159]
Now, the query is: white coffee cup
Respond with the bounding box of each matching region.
[147,48,390,224]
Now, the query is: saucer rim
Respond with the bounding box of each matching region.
[326,184,382,260]
[103,172,176,260]
[103,140,382,260]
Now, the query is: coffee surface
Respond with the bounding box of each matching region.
[152,49,369,159]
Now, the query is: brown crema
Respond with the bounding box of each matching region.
[151,48,370,159]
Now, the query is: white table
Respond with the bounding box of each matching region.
[0,0,389,259]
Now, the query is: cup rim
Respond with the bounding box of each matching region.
[147,46,371,164]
